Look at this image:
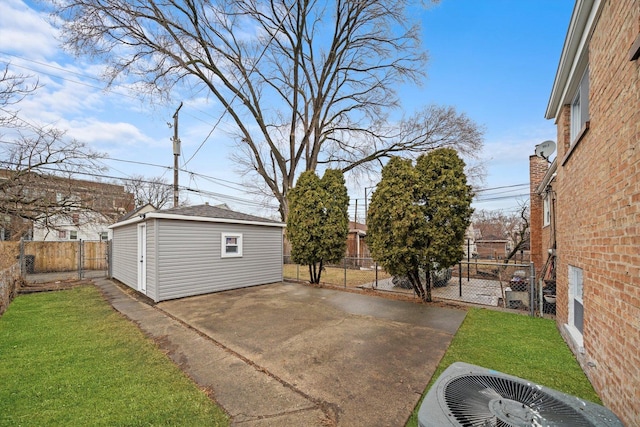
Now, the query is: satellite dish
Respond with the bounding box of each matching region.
[535,140,556,159]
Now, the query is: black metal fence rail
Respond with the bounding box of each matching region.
[283,257,551,317]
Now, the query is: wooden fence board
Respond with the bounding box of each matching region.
[0,241,108,273]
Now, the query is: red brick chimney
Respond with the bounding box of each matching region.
[529,155,549,276]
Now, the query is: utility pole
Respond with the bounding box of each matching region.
[364,185,376,222]
[172,102,183,207]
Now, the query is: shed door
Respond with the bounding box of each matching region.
[137,223,147,293]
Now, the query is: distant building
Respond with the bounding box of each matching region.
[0,169,134,241]
[346,221,369,258]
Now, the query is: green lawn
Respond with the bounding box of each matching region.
[0,286,229,426]
[406,308,600,426]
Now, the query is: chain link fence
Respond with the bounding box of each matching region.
[284,257,550,317]
[284,256,392,289]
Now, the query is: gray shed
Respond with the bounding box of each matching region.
[109,204,285,302]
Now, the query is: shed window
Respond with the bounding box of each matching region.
[221,233,243,258]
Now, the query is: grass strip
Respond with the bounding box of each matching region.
[406,308,600,426]
[283,263,391,287]
[0,285,229,426]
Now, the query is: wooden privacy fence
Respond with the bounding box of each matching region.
[0,240,109,274]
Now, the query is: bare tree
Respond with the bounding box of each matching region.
[124,175,173,209]
[55,0,484,220]
[0,65,107,239]
[473,203,530,263]
[504,203,530,263]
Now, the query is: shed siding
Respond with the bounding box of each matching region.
[111,224,138,289]
[155,219,282,300]
[145,220,158,301]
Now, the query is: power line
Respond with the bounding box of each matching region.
[474,183,529,193]
[0,51,104,82]
[474,194,530,202]
[0,159,275,210]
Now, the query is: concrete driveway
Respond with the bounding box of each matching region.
[157,282,466,426]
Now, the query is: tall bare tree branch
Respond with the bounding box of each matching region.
[0,65,110,239]
[54,0,483,220]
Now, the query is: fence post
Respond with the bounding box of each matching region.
[344,258,347,288]
[107,240,112,278]
[529,262,536,317]
[375,262,378,289]
[78,240,83,280]
[459,262,462,297]
[19,238,25,277]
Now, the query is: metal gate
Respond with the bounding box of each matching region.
[78,240,109,279]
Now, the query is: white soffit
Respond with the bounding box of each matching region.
[545,0,603,121]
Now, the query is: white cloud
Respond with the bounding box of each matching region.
[0,0,60,59]
[62,118,157,153]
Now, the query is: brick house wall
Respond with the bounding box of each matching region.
[474,240,507,260]
[543,1,640,424]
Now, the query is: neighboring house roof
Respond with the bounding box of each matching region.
[119,203,157,222]
[349,221,367,236]
[110,203,285,229]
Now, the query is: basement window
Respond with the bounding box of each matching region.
[221,233,243,258]
[567,265,584,348]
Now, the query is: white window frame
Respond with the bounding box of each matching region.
[567,265,584,348]
[221,233,243,258]
[69,230,78,240]
[570,67,589,143]
[543,195,550,227]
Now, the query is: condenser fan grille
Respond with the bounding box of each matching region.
[444,375,593,427]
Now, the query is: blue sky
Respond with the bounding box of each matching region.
[0,0,574,219]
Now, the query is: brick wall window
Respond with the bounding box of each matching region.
[568,265,584,343]
[543,195,551,227]
[570,67,590,143]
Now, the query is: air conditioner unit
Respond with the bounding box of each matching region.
[418,362,623,427]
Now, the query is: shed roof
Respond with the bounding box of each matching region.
[110,203,285,229]
[158,204,282,224]
[119,203,157,221]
